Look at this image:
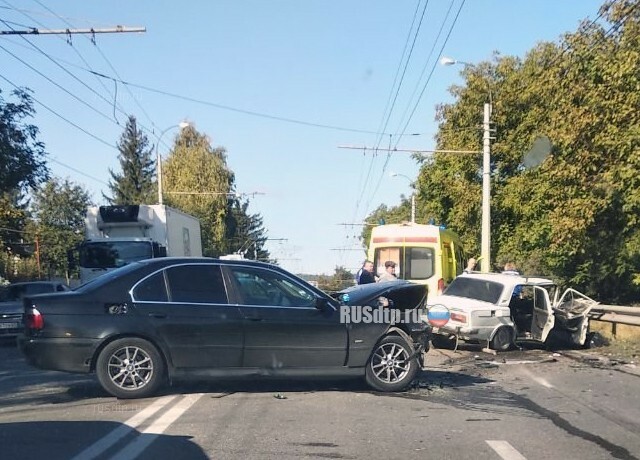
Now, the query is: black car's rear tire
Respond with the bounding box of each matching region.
[96,338,165,399]
[365,335,418,392]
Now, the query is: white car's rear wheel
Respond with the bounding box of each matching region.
[490,327,514,351]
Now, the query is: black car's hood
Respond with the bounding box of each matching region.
[334,280,423,307]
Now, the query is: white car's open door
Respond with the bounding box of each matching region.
[531,286,555,342]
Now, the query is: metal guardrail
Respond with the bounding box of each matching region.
[590,304,640,327]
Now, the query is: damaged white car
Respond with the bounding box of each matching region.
[426,272,597,351]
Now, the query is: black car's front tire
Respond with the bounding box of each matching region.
[365,335,418,392]
[96,338,165,399]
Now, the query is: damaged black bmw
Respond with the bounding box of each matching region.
[19,258,430,398]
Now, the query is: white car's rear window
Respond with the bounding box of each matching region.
[444,277,505,304]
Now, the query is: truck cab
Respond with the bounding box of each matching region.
[78,237,165,282]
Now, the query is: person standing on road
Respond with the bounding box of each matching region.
[377,261,398,282]
[356,260,377,284]
[502,262,520,275]
[464,257,477,273]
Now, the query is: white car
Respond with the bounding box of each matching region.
[426,272,597,351]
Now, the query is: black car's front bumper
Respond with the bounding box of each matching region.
[0,315,23,337]
[18,336,100,373]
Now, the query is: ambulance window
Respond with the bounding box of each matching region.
[404,248,434,280]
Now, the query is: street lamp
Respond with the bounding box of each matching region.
[156,121,189,205]
[440,56,472,67]
[390,172,416,223]
[441,56,492,273]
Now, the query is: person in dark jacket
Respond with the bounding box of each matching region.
[356,260,377,284]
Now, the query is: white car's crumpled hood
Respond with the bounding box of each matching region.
[428,294,497,312]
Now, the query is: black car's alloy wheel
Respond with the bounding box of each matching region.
[96,338,165,399]
[365,335,418,392]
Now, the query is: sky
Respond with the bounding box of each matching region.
[0,0,606,275]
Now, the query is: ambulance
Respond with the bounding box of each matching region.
[367,223,465,297]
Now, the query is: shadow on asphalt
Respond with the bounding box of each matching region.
[0,421,207,460]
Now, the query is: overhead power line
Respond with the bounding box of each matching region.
[0,16,170,149]
[361,0,466,222]
[373,0,428,151]
[0,43,120,125]
[14,0,124,115]
[31,0,157,130]
[0,31,387,136]
[351,0,431,230]
[0,72,118,149]
[113,78,387,135]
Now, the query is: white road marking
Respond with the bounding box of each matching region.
[70,395,177,460]
[110,393,204,460]
[486,440,528,460]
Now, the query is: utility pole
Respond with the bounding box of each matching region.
[481,103,492,273]
[340,111,493,271]
[0,26,146,37]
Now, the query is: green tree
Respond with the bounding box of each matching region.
[104,115,156,205]
[162,125,235,257]
[317,266,354,292]
[408,0,640,301]
[0,88,48,194]
[226,198,271,261]
[31,178,92,283]
[0,87,49,279]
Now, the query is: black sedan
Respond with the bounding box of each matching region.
[19,258,430,398]
[0,281,70,338]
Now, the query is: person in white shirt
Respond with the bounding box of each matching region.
[377,260,398,282]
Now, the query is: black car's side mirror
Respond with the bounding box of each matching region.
[315,298,334,311]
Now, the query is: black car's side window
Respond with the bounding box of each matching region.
[132,272,168,302]
[165,264,228,304]
[230,267,315,308]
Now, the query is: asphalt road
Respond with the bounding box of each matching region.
[0,337,639,460]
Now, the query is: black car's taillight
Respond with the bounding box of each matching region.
[25,306,44,331]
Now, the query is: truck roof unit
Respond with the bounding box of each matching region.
[97,205,152,232]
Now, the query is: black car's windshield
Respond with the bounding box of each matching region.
[443,277,505,304]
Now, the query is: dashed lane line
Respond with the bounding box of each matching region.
[486,440,528,460]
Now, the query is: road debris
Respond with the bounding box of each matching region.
[482,348,497,355]
[274,393,287,400]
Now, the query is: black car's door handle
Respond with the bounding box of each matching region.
[245,316,264,322]
[148,313,167,319]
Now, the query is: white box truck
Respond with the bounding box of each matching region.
[77,204,202,283]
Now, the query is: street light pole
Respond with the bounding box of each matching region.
[441,56,492,272]
[390,172,415,223]
[156,122,189,205]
